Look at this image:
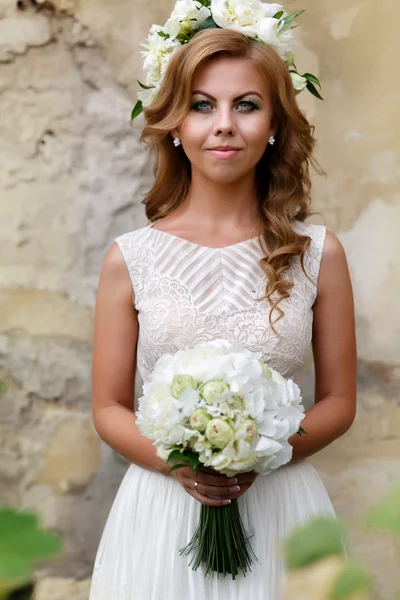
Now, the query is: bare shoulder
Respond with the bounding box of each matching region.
[97,241,134,303]
[102,241,128,273]
[317,230,351,295]
[322,230,346,259]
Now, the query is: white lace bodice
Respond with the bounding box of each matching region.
[115,221,326,386]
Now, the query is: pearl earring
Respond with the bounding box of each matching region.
[173,137,181,147]
[268,135,276,146]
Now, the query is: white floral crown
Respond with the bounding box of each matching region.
[131,0,322,120]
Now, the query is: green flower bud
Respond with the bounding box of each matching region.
[231,395,245,410]
[285,51,295,67]
[190,408,212,433]
[260,360,272,379]
[180,19,195,35]
[235,418,257,443]
[170,374,197,398]
[200,380,230,404]
[205,418,234,449]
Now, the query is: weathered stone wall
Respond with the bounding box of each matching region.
[0,0,399,598]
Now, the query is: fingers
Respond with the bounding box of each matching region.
[192,481,241,497]
[196,471,238,486]
[234,471,259,485]
[185,485,232,507]
[173,466,259,506]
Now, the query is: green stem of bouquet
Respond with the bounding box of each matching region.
[179,500,259,580]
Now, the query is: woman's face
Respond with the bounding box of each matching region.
[172,56,275,185]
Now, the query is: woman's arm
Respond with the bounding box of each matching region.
[91,242,170,476]
[289,231,357,461]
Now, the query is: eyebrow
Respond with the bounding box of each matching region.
[192,90,263,101]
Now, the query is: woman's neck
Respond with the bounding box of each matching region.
[181,168,260,230]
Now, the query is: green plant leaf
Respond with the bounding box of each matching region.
[284,517,345,569]
[166,449,187,464]
[168,463,190,473]
[137,80,154,90]
[365,484,400,535]
[306,81,324,100]
[197,16,218,31]
[157,30,169,39]
[131,100,143,121]
[303,72,321,87]
[297,426,307,435]
[282,9,305,28]
[187,454,200,471]
[330,559,372,600]
[0,508,61,589]
[273,10,284,19]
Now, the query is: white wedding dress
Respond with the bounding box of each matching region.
[89,220,336,600]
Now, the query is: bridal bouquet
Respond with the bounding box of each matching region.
[136,339,306,579]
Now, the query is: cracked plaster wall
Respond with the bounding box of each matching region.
[0,0,399,597]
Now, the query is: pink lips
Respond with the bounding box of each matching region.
[208,146,242,159]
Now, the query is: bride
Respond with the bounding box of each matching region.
[89,2,356,598]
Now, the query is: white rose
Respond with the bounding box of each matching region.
[190,408,212,433]
[200,379,230,404]
[170,374,197,398]
[290,71,308,91]
[205,417,234,449]
[234,418,257,443]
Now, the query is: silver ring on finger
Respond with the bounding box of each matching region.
[194,481,199,493]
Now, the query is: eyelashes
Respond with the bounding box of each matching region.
[191,100,260,113]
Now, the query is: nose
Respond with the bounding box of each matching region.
[213,105,236,137]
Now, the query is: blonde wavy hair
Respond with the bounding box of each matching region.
[140,28,323,331]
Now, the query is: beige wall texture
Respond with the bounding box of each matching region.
[0,0,399,598]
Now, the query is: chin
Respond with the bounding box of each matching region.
[205,168,250,185]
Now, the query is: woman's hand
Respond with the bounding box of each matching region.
[171,465,259,507]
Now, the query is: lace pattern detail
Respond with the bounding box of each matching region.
[115,222,327,385]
